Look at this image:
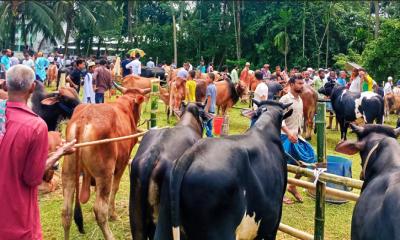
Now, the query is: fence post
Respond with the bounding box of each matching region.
[314,102,326,240]
[150,77,160,128]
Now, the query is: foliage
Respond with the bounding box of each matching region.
[362,19,400,82]
[333,49,362,70]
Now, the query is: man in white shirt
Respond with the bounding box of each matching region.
[230,65,239,84]
[250,71,268,127]
[126,53,141,76]
[22,53,34,70]
[384,76,393,95]
[349,74,361,93]
[280,74,316,204]
[146,57,155,68]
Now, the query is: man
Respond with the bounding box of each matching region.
[303,70,313,85]
[240,62,251,86]
[22,53,35,70]
[197,60,206,73]
[307,67,315,78]
[336,71,347,87]
[35,52,50,83]
[126,53,141,76]
[207,62,214,73]
[0,49,12,79]
[250,71,268,127]
[146,57,155,68]
[0,65,75,239]
[261,64,271,80]
[384,76,393,95]
[10,51,19,67]
[93,59,112,103]
[312,69,324,98]
[273,65,287,84]
[349,68,363,93]
[66,59,85,93]
[186,70,196,102]
[83,62,96,103]
[230,65,239,84]
[205,72,216,137]
[220,65,230,81]
[280,74,316,204]
[170,63,189,111]
[121,54,131,77]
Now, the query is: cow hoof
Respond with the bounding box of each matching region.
[109,214,119,221]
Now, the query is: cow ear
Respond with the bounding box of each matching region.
[41,96,59,105]
[283,109,293,120]
[134,95,145,105]
[350,123,364,136]
[282,102,293,109]
[335,141,364,155]
[252,99,261,107]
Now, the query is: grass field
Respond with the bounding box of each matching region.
[39,98,399,240]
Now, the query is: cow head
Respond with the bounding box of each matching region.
[179,102,212,133]
[113,81,151,96]
[41,86,81,118]
[251,99,293,125]
[318,81,337,97]
[235,81,247,98]
[335,123,400,180]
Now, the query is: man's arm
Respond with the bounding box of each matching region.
[66,75,78,89]
[45,139,76,171]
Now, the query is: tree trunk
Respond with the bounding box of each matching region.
[37,38,46,52]
[374,1,380,38]
[302,2,306,58]
[236,0,241,60]
[172,14,177,65]
[97,37,103,58]
[325,19,329,68]
[127,0,133,41]
[76,37,81,57]
[284,27,288,70]
[64,18,72,56]
[9,16,17,50]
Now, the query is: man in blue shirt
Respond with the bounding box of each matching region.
[120,54,131,77]
[197,60,206,74]
[205,72,217,137]
[35,52,50,82]
[0,49,11,79]
[336,70,347,86]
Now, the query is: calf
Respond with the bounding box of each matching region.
[62,84,149,240]
[319,83,384,140]
[336,124,400,240]
[129,102,210,240]
[154,100,292,240]
[301,84,318,140]
[384,93,400,116]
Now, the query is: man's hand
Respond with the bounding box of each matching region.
[288,132,298,144]
[54,139,76,157]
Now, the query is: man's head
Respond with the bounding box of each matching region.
[125,54,130,59]
[255,70,263,81]
[340,71,347,79]
[5,65,36,100]
[24,53,30,60]
[318,69,325,79]
[183,62,190,70]
[329,71,336,79]
[37,51,43,57]
[359,68,366,76]
[276,66,281,74]
[135,53,140,59]
[245,62,250,68]
[5,49,12,57]
[263,64,270,70]
[99,59,107,66]
[303,71,310,79]
[200,60,204,66]
[76,59,85,70]
[149,57,153,61]
[388,76,393,83]
[189,70,196,79]
[289,74,304,94]
[206,72,215,84]
[221,65,228,73]
[88,62,96,73]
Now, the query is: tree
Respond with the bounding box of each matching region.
[274,9,292,69]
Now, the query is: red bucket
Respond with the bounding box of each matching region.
[213,116,224,135]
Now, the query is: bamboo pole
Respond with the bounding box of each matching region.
[287,164,364,189]
[288,178,359,202]
[315,102,326,240]
[73,131,148,148]
[279,223,314,240]
[150,78,160,128]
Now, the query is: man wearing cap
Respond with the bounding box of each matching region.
[170,63,189,112]
[384,76,393,96]
[34,52,50,82]
[83,62,96,103]
[240,62,251,86]
[126,52,141,76]
[146,57,155,68]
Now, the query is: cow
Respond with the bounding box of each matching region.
[384,93,400,116]
[122,75,170,106]
[129,102,210,240]
[1,80,80,130]
[318,83,384,140]
[154,100,293,240]
[141,67,166,81]
[61,84,149,240]
[301,84,318,140]
[335,124,400,240]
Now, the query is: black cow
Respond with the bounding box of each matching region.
[335,124,400,240]
[31,80,81,131]
[319,83,384,140]
[141,67,166,81]
[129,102,210,240]
[154,100,292,240]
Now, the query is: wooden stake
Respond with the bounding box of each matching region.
[279,223,314,240]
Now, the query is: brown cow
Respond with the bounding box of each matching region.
[46,63,58,87]
[384,93,400,116]
[122,75,170,106]
[301,84,318,140]
[61,84,149,240]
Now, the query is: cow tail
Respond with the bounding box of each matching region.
[73,140,85,233]
[170,152,196,240]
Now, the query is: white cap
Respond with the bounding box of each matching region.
[177,69,188,79]
[307,67,314,72]
[245,62,250,66]
[388,76,393,81]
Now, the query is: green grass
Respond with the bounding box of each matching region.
[39,97,399,240]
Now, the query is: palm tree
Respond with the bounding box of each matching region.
[0,0,61,50]
[274,9,292,69]
[54,0,96,55]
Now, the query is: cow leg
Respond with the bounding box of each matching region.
[327,111,334,129]
[94,176,115,240]
[61,162,76,240]
[109,171,124,221]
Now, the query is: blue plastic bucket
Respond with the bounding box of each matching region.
[307,155,353,204]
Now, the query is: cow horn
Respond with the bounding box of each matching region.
[350,123,364,135]
[113,81,127,94]
[394,127,400,138]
